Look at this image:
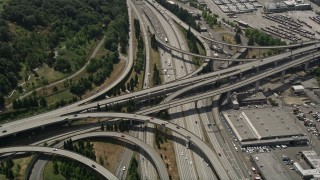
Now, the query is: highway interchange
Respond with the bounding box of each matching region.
[0,0,320,179]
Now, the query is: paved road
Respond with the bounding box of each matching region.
[144,1,200,178]
[0,146,118,180]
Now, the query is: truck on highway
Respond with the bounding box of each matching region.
[165,38,168,43]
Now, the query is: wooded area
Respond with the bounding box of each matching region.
[0,0,129,109]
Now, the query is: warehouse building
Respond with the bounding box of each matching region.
[294,151,320,179]
[222,107,308,147]
[251,153,291,180]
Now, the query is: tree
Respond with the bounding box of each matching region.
[53,161,59,174]
[39,96,47,108]
[248,36,254,46]
[234,33,241,44]
[150,34,158,50]
[153,64,161,85]
[135,73,138,85]
[99,157,104,165]
[97,103,101,111]
[100,124,105,131]
[0,93,4,109]
[54,59,71,73]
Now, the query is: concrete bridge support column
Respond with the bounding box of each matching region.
[130,119,133,125]
[281,70,285,83]
[227,91,231,102]
[256,66,259,73]
[41,126,45,130]
[209,60,214,72]
[255,81,260,92]
[305,61,310,71]
[239,73,243,80]
[212,61,217,71]
[274,61,278,67]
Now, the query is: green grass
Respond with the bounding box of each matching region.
[36,65,65,84]
[43,161,65,180]
[45,89,74,106]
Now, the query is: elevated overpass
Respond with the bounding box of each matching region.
[139,51,320,114]
[156,36,258,62]
[47,43,320,113]
[0,113,231,179]
[0,146,118,180]
[0,43,318,135]
[70,132,169,180]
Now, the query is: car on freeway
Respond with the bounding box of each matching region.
[123,166,126,171]
[92,164,96,168]
[53,148,58,151]
[2,130,7,133]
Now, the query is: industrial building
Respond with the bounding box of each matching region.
[222,107,308,147]
[236,91,267,105]
[294,151,320,179]
[292,85,305,94]
[251,153,291,180]
[264,0,312,13]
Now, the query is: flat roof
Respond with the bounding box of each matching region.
[240,136,308,147]
[237,92,267,103]
[292,85,304,90]
[251,153,291,180]
[223,107,303,142]
[302,151,320,170]
[167,1,175,5]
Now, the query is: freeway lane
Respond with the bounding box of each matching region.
[145,1,201,178]
[0,146,118,180]
[131,2,158,179]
